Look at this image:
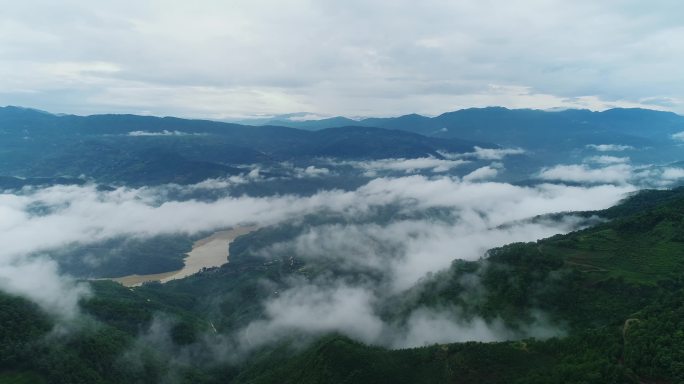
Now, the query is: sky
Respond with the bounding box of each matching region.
[1,0,683,118]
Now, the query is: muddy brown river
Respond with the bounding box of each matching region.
[108,226,256,287]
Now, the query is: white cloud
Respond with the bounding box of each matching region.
[0,174,635,321]
[344,157,468,176]
[240,284,384,347]
[0,256,90,320]
[391,310,511,348]
[238,175,636,348]
[297,165,331,178]
[586,144,635,152]
[188,176,251,190]
[241,283,552,349]
[538,164,634,184]
[672,132,684,141]
[538,163,684,187]
[243,189,611,348]
[442,147,525,161]
[0,176,630,259]
[286,113,333,122]
[239,163,333,180]
[462,165,501,182]
[128,130,192,136]
[661,167,684,180]
[273,214,595,295]
[584,155,630,165]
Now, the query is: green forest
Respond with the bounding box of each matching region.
[2,187,684,383]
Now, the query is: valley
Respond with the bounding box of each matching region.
[108,226,257,287]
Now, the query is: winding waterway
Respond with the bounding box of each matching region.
[109,226,256,287]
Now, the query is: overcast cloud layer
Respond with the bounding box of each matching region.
[1,1,683,118]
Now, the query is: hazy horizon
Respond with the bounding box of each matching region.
[3,103,681,123]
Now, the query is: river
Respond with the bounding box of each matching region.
[108,226,256,287]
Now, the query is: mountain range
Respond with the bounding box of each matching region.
[2,104,684,383]
[242,107,684,165]
[2,105,683,186]
[0,106,490,185]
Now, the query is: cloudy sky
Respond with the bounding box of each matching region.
[1,0,683,118]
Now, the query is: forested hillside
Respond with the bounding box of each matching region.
[2,188,684,383]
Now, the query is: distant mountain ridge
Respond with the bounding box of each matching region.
[251,106,684,165]
[243,106,683,137]
[0,106,492,185]
[2,105,683,185]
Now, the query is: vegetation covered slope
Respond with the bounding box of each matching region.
[2,187,684,383]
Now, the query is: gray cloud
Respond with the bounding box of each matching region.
[0,1,682,117]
